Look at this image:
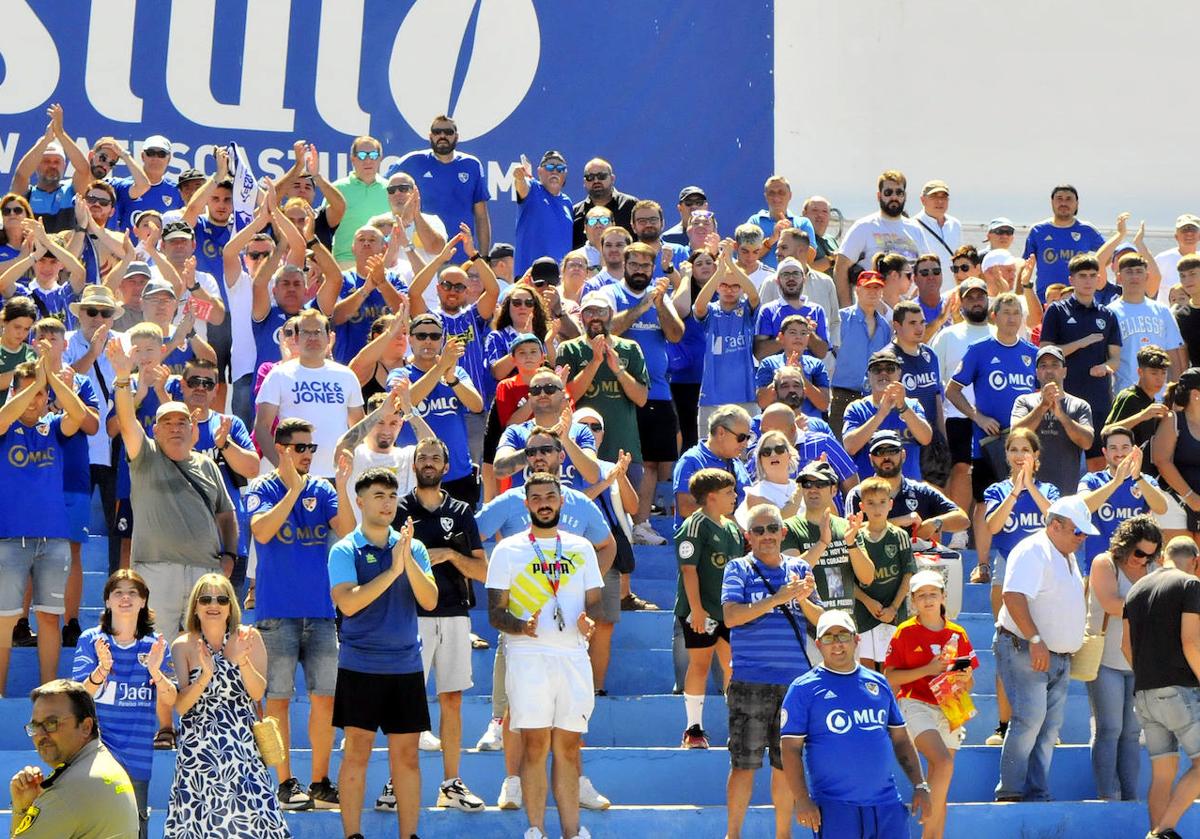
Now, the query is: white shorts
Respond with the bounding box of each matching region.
[860,622,898,661]
[419,615,474,694]
[900,697,963,751]
[1160,491,1189,531]
[505,650,595,733]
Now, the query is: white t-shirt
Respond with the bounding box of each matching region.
[998,530,1086,654]
[1154,247,1189,303]
[929,321,995,419]
[485,529,602,655]
[746,263,775,293]
[837,212,928,268]
[349,442,416,524]
[735,479,798,530]
[225,269,257,381]
[912,212,962,294]
[255,358,364,477]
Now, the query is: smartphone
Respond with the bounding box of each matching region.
[950,657,972,672]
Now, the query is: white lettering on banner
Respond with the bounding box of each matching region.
[0,134,20,174]
[315,0,371,136]
[0,3,59,113]
[86,0,142,122]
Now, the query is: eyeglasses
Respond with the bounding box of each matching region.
[85,194,113,207]
[185,376,216,390]
[286,443,319,454]
[1,206,25,216]
[778,270,803,279]
[583,172,611,182]
[542,163,567,173]
[799,479,833,489]
[245,251,271,261]
[587,217,612,227]
[758,444,790,457]
[1133,547,1161,559]
[83,307,115,318]
[24,715,75,737]
[721,427,751,443]
[881,188,905,197]
[142,149,169,159]
[387,184,414,194]
[581,421,603,432]
[528,383,562,396]
[819,632,855,645]
[525,444,561,457]
[439,281,467,293]
[871,446,902,457]
[509,297,536,308]
[354,150,381,160]
[951,263,972,273]
[197,594,231,606]
[748,523,782,536]
[564,260,588,270]
[411,331,443,342]
[298,328,326,339]
[917,267,942,277]
[430,128,456,136]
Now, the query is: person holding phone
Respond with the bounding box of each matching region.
[884,571,978,839]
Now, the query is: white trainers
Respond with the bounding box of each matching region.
[563,828,592,839]
[632,520,667,545]
[437,777,485,812]
[476,717,504,751]
[523,828,546,839]
[578,775,610,810]
[498,774,523,810]
[948,530,969,550]
[419,730,442,751]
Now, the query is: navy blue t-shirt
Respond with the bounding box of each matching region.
[1039,297,1121,421]
[1023,219,1105,299]
[892,341,943,425]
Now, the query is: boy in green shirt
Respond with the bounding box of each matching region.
[674,468,744,749]
[853,476,916,669]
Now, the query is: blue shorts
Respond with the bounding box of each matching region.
[814,799,909,839]
[257,617,339,699]
[0,538,70,616]
[63,492,90,543]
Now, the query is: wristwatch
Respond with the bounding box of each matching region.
[664,264,675,274]
[1029,634,1042,645]
[188,282,200,292]
[914,782,932,793]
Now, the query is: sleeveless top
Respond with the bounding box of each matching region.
[1086,560,1146,672]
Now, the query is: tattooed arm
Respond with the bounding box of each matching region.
[487,588,539,637]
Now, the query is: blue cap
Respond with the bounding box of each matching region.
[509,333,545,354]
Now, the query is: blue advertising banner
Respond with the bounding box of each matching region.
[0,0,774,243]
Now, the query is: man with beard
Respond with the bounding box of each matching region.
[770,229,840,342]
[571,158,639,248]
[664,186,708,248]
[1011,346,1095,497]
[514,150,573,274]
[606,243,684,545]
[1023,184,1105,300]
[486,473,604,839]
[396,115,490,261]
[753,258,830,360]
[842,349,932,482]
[560,293,649,464]
[629,200,677,272]
[763,352,831,423]
[248,418,355,810]
[833,169,928,306]
[580,226,630,297]
[10,106,76,232]
[374,437,489,814]
[494,368,601,491]
[112,135,182,234]
[746,175,818,270]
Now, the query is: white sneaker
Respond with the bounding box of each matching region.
[578,775,610,810]
[523,828,546,839]
[374,780,396,812]
[632,520,667,545]
[948,530,969,550]
[437,776,485,812]
[419,730,441,751]
[563,828,592,839]
[476,717,504,751]
[498,774,523,810]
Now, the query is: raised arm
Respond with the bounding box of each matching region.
[182,147,229,227]
[106,340,146,460]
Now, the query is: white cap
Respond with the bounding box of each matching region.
[777,257,804,273]
[579,291,612,312]
[143,135,172,153]
[815,609,857,637]
[981,248,1018,272]
[572,407,603,428]
[42,141,65,160]
[1046,495,1100,536]
[909,569,945,592]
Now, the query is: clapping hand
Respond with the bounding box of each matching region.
[94,636,113,672]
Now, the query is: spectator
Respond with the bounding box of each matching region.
[10,106,77,232]
[581,206,614,268]
[673,404,753,527]
[849,476,917,669]
[664,186,707,247]
[570,158,636,248]
[667,249,714,451]
[884,571,979,839]
[349,313,411,401]
[10,679,139,837]
[0,223,87,327]
[802,195,839,273]
[722,503,824,839]
[913,180,961,290]
[736,430,803,528]
[72,569,177,838]
[830,271,893,434]
[890,298,949,487]
[329,470,438,839]
[842,349,933,482]
[1079,427,1167,575]
[730,223,776,293]
[381,169,448,280]
[876,252,914,311]
[994,495,1093,802]
[755,325,831,420]
[277,139,347,251]
[1105,345,1172,449]
[1010,345,1095,497]
[485,472,603,839]
[1155,214,1200,302]
[0,193,35,266]
[1152,369,1200,544]
[833,169,928,305]
[583,226,630,295]
[323,226,408,365]
[337,382,433,517]
[1023,184,1106,300]
[692,244,760,436]
[754,257,830,359]
[493,368,600,491]
[112,135,182,234]
[746,175,817,270]
[0,295,38,399]
[1109,252,1187,393]
[1123,535,1200,838]
[253,262,312,372]
[330,135,389,265]
[1175,254,1200,368]
[247,419,355,810]
[768,229,841,342]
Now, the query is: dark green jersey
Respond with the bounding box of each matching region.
[781,514,857,612]
[854,523,916,631]
[674,510,744,619]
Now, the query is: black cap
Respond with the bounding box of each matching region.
[530,257,561,284]
[678,186,707,203]
[487,243,514,262]
[409,313,443,331]
[867,349,902,369]
[539,150,566,166]
[868,430,904,454]
[177,167,206,185]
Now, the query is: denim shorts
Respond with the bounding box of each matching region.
[257,617,338,698]
[0,538,70,616]
[1134,685,1200,760]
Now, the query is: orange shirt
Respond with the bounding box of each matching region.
[883,617,978,706]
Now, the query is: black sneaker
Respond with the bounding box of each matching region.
[12,617,36,648]
[308,776,339,809]
[375,779,396,812]
[1147,831,1184,839]
[61,618,81,648]
[277,777,312,810]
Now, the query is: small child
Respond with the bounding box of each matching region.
[852,476,916,669]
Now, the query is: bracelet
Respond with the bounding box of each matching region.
[1186,491,1196,501]
[114,379,131,389]
[88,671,107,686]
[306,238,318,248]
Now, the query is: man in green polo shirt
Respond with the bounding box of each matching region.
[331,135,390,266]
[559,292,649,463]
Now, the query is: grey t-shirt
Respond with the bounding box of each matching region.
[1011,391,1094,497]
[129,440,234,568]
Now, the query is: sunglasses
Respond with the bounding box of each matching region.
[586,217,612,227]
[583,172,611,182]
[509,297,536,308]
[197,594,231,606]
[439,281,467,293]
[722,428,751,443]
[870,364,900,374]
[819,632,854,645]
[85,194,113,207]
[542,163,567,173]
[758,444,790,457]
[286,442,319,454]
[245,251,271,261]
[1133,547,1161,559]
[528,383,562,396]
[411,331,442,342]
[532,278,560,288]
[387,184,414,194]
[185,376,216,390]
[1,206,25,216]
[917,267,942,277]
[581,421,603,432]
[430,128,456,136]
[881,187,905,197]
[799,479,833,489]
[991,228,1015,236]
[524,444,561,457]
[682,198,707,207]
[690,209,715,220]
[354,150,381,160]
[83,307,115,318]
[143,149,169,158]
[871,446,902,457]
[748,523,782,536]
[951,263,972,273]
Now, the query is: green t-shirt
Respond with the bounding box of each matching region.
[673,510,744,619]
[854,523,916,632]
[330,173,390,263]
[557,335,649,462]
[0,342,36,405]
[781,513,858,612]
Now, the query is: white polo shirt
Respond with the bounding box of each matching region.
[998,530,1086,654]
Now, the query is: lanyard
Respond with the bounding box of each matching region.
[528,533,566,596]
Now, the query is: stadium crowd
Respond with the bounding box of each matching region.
[5,103,1200,839]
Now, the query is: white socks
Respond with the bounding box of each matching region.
[684,693,705,728]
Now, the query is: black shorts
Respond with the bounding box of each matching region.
[920,431,952,487]
[727,679,789,770]
[332,668,430,734]
[971,455,1002,502]
[481,404,503,465]
[115,498,133,538]
[443,472,480,508]
[946,418,973,465]
[671,382,701,453]
[677,615,731,649]
[637,399,680,462]
[206,318,233,384]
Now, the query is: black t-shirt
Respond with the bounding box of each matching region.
[1173,302,1200,368]
[1106,385,1157,449]
[313,206,337,250]
[395,489,483,618]
[1124,568,1200,691]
